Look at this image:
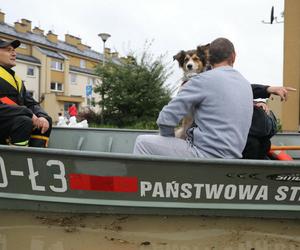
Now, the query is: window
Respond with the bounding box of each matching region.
[51,60,64,71]
[50,82,63,92]
[70,73,77,85]
[27,66,35,76]
[80,59,86,68]
[87,97,95,107]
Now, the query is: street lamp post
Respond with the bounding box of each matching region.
[98,33,111,124]
[98,33,111,65]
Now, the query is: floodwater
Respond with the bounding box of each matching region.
[0,211,300,250]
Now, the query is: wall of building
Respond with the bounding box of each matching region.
[69,56,97,70]
[14,61,40,101]
[32,46,47,94]
[50,70,65,84]
[282,0,300,131]
[69,72,86,96]
[42,92,60,122]
[69,56,80,68]
[86,60,97,70]
[68,72,101,112]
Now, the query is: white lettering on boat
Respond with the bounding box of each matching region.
[0,157,67,193]
[139,181,300,202]
[140,181,269,201]
[276,175,300,181]
[275,186,300,201]
[28,158,46,191]
[47,160,67,193]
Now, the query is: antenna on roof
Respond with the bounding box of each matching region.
[262,6,284,24]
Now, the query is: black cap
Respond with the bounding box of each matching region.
[0,39,21,49]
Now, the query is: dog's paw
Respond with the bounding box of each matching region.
[175,128,187,140]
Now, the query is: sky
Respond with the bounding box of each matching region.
[1,0,285,89]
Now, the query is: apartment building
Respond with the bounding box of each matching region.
[0,11,119,122]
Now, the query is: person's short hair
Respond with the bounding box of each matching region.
[209,38,235,65]
[58,112,62,116]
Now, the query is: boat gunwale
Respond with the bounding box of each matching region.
[0,144,299,168]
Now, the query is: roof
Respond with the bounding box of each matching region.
[0,23,105,62]
[69,65,97,76]
[16,54,40,64]
[38,47,65,60]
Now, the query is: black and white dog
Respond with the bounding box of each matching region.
[173,44,211,139]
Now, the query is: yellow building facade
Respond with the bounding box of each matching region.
[282,0,300,131]
[0,12,119,122]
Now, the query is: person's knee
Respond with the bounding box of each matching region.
[134,135,144,148]
[9,116,33,145]
[133,135,150,154]
[135,135,145,144]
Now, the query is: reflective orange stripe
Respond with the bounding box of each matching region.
[271,145,300,151]
[0,96,17,105]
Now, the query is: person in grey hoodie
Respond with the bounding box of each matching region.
[133,37,253,159]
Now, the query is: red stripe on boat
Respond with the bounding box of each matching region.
[69,174,138,192]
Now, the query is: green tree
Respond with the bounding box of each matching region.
[94,50,172,128]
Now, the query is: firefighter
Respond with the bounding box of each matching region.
[0,38,52,147]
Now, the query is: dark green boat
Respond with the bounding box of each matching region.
[0,127,299,218]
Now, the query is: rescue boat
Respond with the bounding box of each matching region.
[0,127,299,218]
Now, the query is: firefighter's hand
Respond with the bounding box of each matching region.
[32,115,49,134]
[266,86,296,101]
[32,114,39,128]
[37,117,50,134]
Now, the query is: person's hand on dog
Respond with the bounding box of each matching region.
[266,86,296,101]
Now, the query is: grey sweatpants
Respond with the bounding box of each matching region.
[133,134,202,158]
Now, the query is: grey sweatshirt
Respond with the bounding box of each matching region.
[157,66,253,158]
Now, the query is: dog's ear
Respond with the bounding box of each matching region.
[173,50,186,68]
[197,44,210,65]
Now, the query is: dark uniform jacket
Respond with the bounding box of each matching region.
[242,84,278,159]
[0,66,49,120]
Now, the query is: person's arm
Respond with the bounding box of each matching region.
[251,84,270,99]
[157,77,203,136]
[251,84,296,101]
[266,86,296,101]
[0,102,33,118]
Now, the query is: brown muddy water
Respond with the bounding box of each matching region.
[0,210,300,250]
